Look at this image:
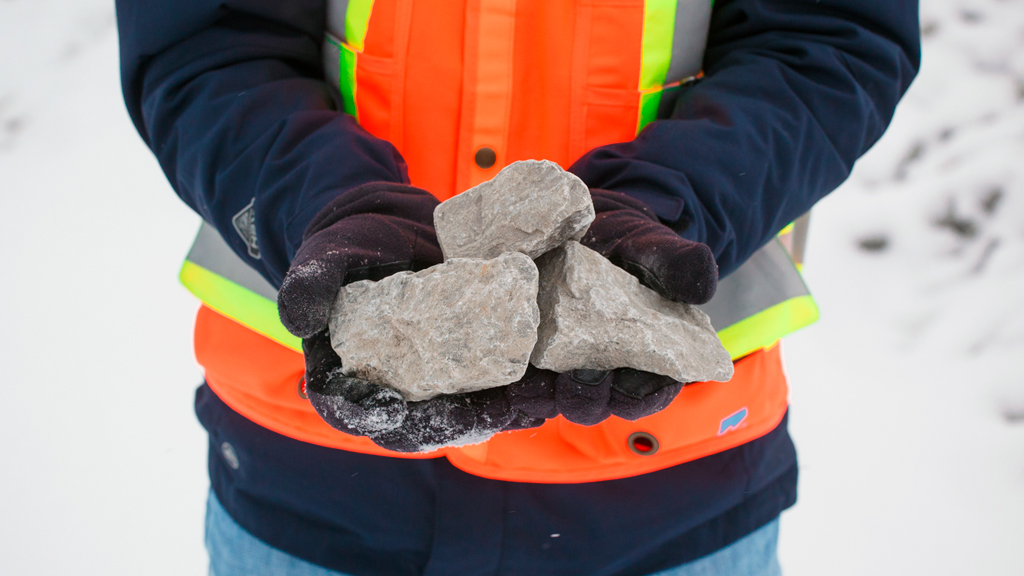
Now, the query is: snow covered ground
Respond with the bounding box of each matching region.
[0,1,1021,574]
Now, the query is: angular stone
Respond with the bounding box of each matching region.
[531,242,734,383]
[434,160,595,261]
[329,252,541,401]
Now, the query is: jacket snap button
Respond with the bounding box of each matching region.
[627,432,659,456]
[474,147,497,169]
[220,441,241,470]
[297,377,308,400]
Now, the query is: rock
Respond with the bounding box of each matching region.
[531,242,734,383]
[329,252,541,401]
[434,160,595,261]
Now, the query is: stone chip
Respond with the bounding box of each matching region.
[530,242,734,383]
[434,160,595,261]
[329,252,541,401]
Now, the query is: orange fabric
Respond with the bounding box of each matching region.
[195,305,790,483]
[506,0,575,172]
[352,0,649,200]
[465,0,517,189]
[446,345,789,483]
[395,0,466,199]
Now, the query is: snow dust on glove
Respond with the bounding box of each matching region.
[277,182,444,339]
[513,188,719,426]
[302,331,544,451]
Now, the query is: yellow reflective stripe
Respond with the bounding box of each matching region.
[326,35,359,119]
[180,261,302,352]
[637,90,662,134]
[717,295,819,361]
[637,0,677,132]
[640,0,677,91]
[181,256,817,364]
[339,43,358,119]
[325,0,375,120]
[345,0,375,52]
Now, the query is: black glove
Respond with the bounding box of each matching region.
[506,366,684,426]
[301,331,544,451]
[508,189,720,426]
[278,182,541,452]
[278,182,444,339]
[584,189,718,305]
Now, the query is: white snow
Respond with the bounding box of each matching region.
[0,0,1021,574]
[777,2,1024,573]
[0,1,207,575]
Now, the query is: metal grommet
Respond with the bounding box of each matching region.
[627,432,659,456]
[220,441,241,470]
[474,146,497,169]
[297,377,308,400]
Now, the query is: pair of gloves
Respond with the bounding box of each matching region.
[277,183,719,452]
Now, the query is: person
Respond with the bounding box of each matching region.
[116,0,920,574]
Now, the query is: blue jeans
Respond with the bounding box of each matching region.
[206,491,781,576]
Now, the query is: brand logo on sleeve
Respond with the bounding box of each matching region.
[232,198,261,259]
[718,407,749,435]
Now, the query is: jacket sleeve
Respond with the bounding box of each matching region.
[116,0,408,287]
[570,0,921,276]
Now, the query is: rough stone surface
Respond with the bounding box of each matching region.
[434,160,595,261]
[329,252,541,401]
[531,242,734,383]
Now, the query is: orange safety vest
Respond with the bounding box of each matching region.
[182,0,820,484]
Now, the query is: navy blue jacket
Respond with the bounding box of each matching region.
[117,1,918,573]
[117,0,919,287]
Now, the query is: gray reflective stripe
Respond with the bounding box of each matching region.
[322,33,343,97]
[186,223,279,301]
[326,0,351,43]
[698,239,810,332]
[666,0,712,84]
[186,223,808,336]
[790,213,810,266]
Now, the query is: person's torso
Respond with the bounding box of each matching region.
[182,0,818,484]
[322,0,711,198]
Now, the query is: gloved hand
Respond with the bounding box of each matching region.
[583,189,718,305]
[506,188,720,426]
[300,330,545,451]
[278,182,542,452]
[506,366,684,425]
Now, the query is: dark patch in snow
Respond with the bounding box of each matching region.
[971,237,1000,274]
[4,117,23,135]
[921,21,940,38]
[980,187,1003,216]
[0,95,26,152]
[895,141,926,180]
[933,199,979,239]
[938,127,956,142]
[60,42,82,62]
[857,234,889,253]
[1001,409,1024,425]
[967,316,1011,356]
[959,10,983,24]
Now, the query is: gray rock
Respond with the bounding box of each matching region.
[329,252,540,401]
[434,160,595,261]
[531,242,734,383]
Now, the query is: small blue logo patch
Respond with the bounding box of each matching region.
[718,407,749,436]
